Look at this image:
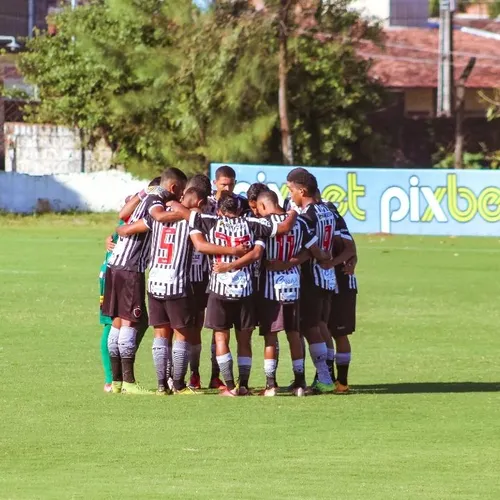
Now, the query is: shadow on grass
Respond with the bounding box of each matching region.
[353,382,500,394]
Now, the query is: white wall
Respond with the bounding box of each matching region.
[5,123,114,174]
[0,171,148,213]
[351,0,428,27]
[351,0,390,22]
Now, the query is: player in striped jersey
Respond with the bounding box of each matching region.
[119,188,248,394]
[252,191,333,396]
[102,177,170,395]
[322,199,358,393]
[285,169,337,393]
[184,175,213,389]
[206,165,249,216]
[99,189,159,393]
[173,195,297,396]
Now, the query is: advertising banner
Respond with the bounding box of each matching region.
[211,164,500,236]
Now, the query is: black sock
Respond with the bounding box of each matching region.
[293,371,306,388]
[110,356,122,382]
[173,379,186,391]
[266,376,276,389]
[122,357,135,383]
[337,365,349,386]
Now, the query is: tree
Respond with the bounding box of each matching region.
[17,0,386,174]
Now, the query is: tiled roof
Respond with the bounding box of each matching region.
[361,27,500,88]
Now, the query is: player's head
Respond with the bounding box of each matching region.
[182,187,207,210]
[247,182,270,216]
[160,167,187,200]
[186,174,212,198]
[218,195,239,218]
[214,165,236,196]
[314,189,322,203]
[286,168,317,208]
[256,190,280,217]
[149,176,161,187]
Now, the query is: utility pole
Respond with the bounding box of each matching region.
[71,0,78,8]
[437,0,455,117]
[28,0,35,39]
[455,57,476,169]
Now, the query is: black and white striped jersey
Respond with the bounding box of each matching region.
[146,211,196,299]
[206,193,250,216]
[189,212,278,300]
[189,203,218,283]
[260,214,318,302]
[300,203,337,291]
[324,201,358,293]
[107,188,165,272]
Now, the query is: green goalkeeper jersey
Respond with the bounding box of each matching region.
[99,220,124,325]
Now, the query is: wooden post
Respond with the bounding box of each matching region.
[454,57,476,169]
[278,0,293,165]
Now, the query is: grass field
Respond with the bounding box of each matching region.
[1,213,499,499]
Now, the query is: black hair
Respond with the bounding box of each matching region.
[183,186,207,201]
[257,190,279,206]
[286,169,317,196]
[247,182,270,202]
[161,167,187,185]
[286,168,309,181]
[215,165,236,180]
[219,195,239,215]
[149,176,161,187]
[186,174,211,198]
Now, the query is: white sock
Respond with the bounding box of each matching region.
[309,342,332,384]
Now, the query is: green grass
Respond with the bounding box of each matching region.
[1,214,499,499]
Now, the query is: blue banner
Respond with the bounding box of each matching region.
[210,164,500,236]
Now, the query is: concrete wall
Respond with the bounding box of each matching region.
[5,123,115,174]
[0,170,147,213]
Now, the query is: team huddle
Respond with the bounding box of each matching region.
[98,165,358,397]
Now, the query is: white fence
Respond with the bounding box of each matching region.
[0,171,147,213]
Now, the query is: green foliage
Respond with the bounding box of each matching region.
[18,0,386,174]
[432,145,500,169]
[287,2,385,165]
[488,0,500,18]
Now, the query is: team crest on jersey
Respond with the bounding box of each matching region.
[133,306,142,319]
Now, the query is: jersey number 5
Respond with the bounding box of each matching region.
[159,227,176,264]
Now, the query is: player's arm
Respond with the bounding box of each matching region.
[248,210,298,240]
[213,243,265,273]
[149,204,185,224]
[275,210,298,235]
[166,200,192,221]
[320,234,356,270]
[119,192,143,221]
[105,234,115,251]
[190,232,248,257]
[116,219,149,237]
[265,248,310,271]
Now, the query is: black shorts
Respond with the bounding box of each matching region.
[204,294,255,332]
[300,285,333,329]
[148,293,195,330]
[102,267,146,323]
[329,291,357,337]
[192,280,209,313]
[259,298,300,335]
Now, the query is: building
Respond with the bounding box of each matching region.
[354,0,500,118]
[0,0,59,40]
